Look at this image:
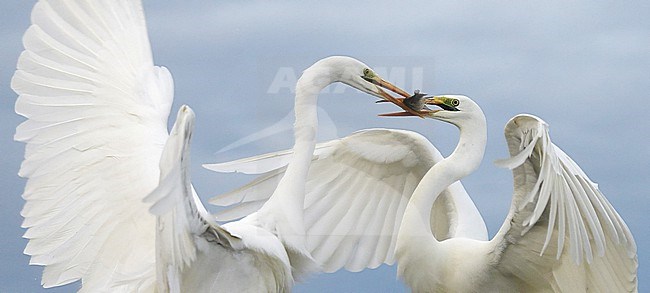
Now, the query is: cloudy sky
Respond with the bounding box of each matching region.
[1,1,648,292]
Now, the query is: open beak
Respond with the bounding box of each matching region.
[377,95,447,118]
[364,76,428,118]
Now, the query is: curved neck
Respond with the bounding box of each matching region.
[276,68,334,207]
[257,60,344,246]
[399,115,488,244]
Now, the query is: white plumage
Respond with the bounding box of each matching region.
[211,95,637,292]
[14,0,636,291]
[393,95,637,292]
[207,129,488,273]
[14,1,165,290]
[12,0,410,291]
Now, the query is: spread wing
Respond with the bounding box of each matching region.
[489,114,637,292]
[206,128,487,273]
[144,106,243,292]
[12,0,172,290]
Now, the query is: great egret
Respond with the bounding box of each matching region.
[209,94,637,291]
[207,127,489,273]
[12,0,407,291]
[389,95,637,292]
[206,112,489,273]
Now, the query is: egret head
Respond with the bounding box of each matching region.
[380,94,485,127]
[421,95,483,125]
[300,56,414,109]
[333,56,411,99]
[347,61,431,117]
[352,65,411,100]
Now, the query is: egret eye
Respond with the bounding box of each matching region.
[363,68,374,78]
[451,99,460,107]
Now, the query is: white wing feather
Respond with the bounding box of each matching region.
[144,106,247,292]
[13,0,171,290]
[491,114,637,292]
[208,128,487,273]
[204,141,338,213]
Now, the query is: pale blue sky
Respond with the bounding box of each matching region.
[1,1,648,291]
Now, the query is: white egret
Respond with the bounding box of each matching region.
[389,95,638,292]
[206,108,489,274]
[207,128,489,273]
[12,0,408,291]
[209,94,637,291]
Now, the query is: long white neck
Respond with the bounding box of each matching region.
[395,112,487,290]
[397,112,488,252]
[255,59,343,250]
